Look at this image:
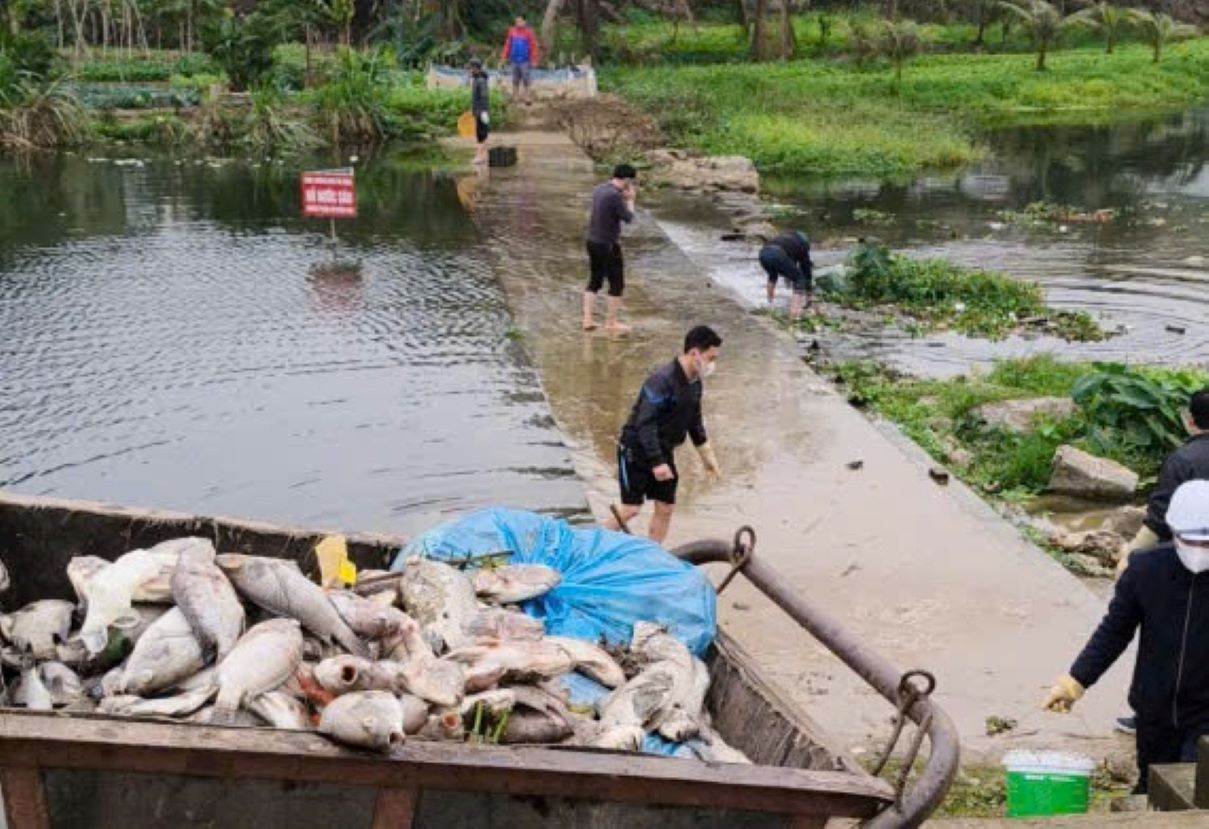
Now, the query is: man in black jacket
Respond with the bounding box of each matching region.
[603,326,723,543]
[1045,480,1209,792]
[1117,387,1209,575]
[758,230,814,321]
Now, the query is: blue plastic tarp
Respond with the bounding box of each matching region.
[397,508,717,656]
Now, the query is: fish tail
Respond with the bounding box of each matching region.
[338,629,369,658]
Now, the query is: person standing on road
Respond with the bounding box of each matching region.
[1118,387,1209,573]
[500,16,540,105]
[583,164,638,333]
[469,59,491,166]
[758,230,814,321]
[1044,480,1209,793]
[604,326,724,544]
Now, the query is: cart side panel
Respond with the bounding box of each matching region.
[0,492,401,607]
[707,634,858,774]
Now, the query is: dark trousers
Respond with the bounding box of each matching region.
[1135,718,1209,793]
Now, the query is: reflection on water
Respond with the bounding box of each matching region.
[0,150,585,533]
[659,108,1209,376]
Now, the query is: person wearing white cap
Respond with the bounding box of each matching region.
[1043,479,1209,793]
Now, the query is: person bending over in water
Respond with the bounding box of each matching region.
[758,230,813,321]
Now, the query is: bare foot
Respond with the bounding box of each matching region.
[582,320,598,331]
[604,321,632,334]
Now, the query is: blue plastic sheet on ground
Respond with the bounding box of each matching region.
[397,507,717,655]
[642,733,696,759]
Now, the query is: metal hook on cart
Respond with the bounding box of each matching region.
[870,669,937,810]
[715,526,755,594]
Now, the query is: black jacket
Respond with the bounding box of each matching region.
[1145,433,1209,540]
[1070,544,1209,729]
[619,359,707,468]
[771,233,813,279]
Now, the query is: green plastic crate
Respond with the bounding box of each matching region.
[1003,750,1095,818]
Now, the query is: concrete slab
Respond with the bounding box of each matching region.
[465,131,1133,764]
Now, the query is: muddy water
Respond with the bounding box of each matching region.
[0,151,584,533]
[656,107,1209,376]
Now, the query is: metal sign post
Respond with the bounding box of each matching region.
[301,168,356,258]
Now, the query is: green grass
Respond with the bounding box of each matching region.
[604,39,1209,177]
[823,243,1104,341]
[830,356,1207,501]
[68,51,217,82]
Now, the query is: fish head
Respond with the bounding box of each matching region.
[79,626,109,657]
[0,613,12,641]
[362,715,404,748]
[122,667,157,696]
[314,656,364,695]
[214,554,251,574]
[0,559,9,594]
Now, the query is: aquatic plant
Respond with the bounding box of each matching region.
[243,86,321,152]
[0,77,87,150]
[309,48,393,144]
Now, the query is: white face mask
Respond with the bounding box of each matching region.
[695,354,716,379]
[1175,539,1209,575]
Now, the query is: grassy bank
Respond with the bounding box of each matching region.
[605,39,1209,177]
[829,357,1208,502]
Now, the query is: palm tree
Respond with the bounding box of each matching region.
[1127,9,1198,64]
[968,0,999,47]
[1068,2,1126,54]
[998,0,1071,71]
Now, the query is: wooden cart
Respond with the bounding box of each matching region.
[0,492,957,828]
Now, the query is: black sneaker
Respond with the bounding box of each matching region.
[1115,716,1137,735]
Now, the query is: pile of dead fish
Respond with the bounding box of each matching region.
[0,538,747,762]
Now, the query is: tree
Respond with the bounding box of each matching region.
[998,0,1072,71]
[1068,2,1126,54]
[879,18,921,85]
[967,0,998,47]
[540,0,565,56]
[1127,8,1198,64]
[750,0,766,58]
[778,0,796,59]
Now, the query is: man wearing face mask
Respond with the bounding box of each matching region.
[604,325,723,544]
[1044,480,1209,792]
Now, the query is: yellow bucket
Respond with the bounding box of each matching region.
[457,111,476,139]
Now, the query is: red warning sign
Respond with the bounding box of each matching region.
[301,169,356,218]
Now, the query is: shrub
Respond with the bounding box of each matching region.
[1073,363,1209,459]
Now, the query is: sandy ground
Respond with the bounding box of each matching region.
[455,130,1135,768]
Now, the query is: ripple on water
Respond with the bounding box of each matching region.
[0,154,586,533]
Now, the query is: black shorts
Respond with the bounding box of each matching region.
[475,115,490,144]
[759,245,809,293]
[586,240,624,297]
[618,444,677,506]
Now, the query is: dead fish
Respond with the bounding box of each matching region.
[319,690,405,751]
[37,661,85,707]
[314,655,403,696]
[66,556,110,605]
[501,711,573,744]
[119,607,207,697]
[447,639,575,689]
[545,637,626,688]
[396,557,478,653]
[472,564,561,604]
[216,555,367,657]
[188,705,264,728]
[459,688,515,720]
[100,684,216,718]
[686,725,751,765]
[631,622,691,666]
[352,570,400,604]
[655,657,710,742]
[171,541,244,660]
[399,656,465,708]
[213,618,304,724]
[416,708,464,742]
[577,722,645,751]
[79,547,182,654]
[0,599,75,660]
[247,690,312,730]
[13,662,54,710]
[95,665,125,700]
[398,693,429,734]
[328,590,415,641]
[465,607,544,641]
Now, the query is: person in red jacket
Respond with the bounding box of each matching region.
[500,16,540,104]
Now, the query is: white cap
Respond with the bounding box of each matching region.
[1167,480,1209,542]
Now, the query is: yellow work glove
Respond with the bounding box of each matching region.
[696,442,721,479]
[315,534,355,589]
[1043,674,1084,713]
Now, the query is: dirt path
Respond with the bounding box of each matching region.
[455,130,1134,766]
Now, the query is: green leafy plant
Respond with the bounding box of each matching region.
[879,19,924,86]
[309,47,394,145]
[1068,3,1128,55]
[202,9,277,91]
[1072,363,1207,457]
[997,0,1073,70]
